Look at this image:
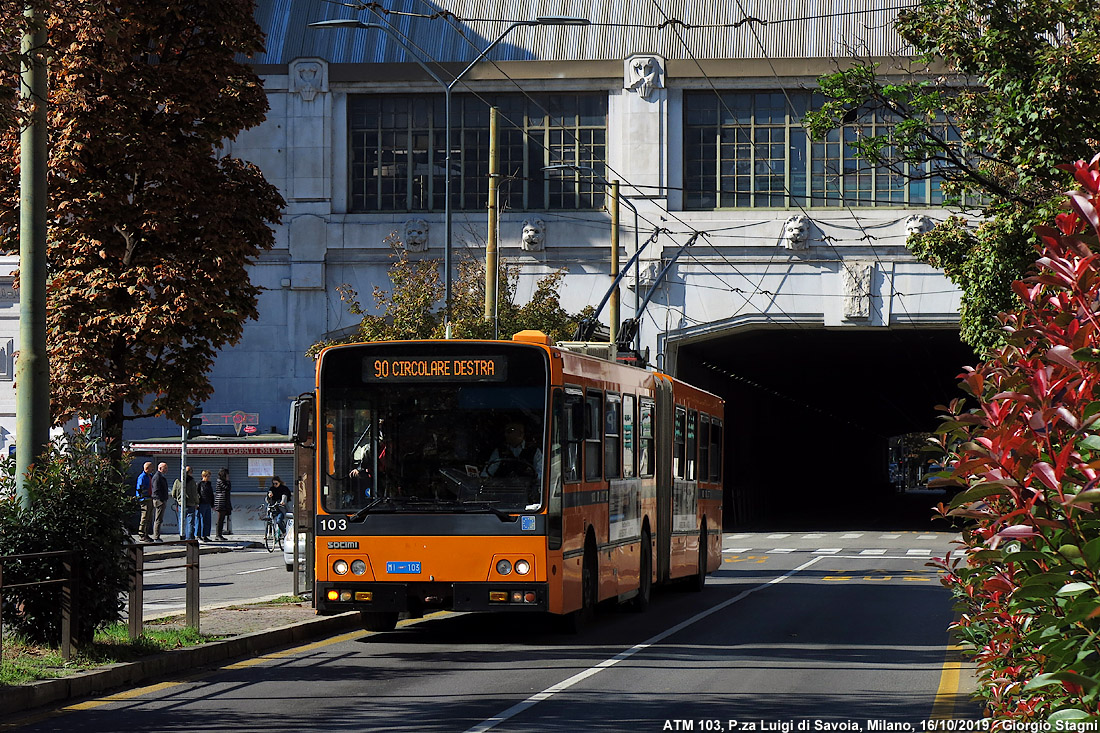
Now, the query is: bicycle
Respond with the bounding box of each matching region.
[262,503,286,553]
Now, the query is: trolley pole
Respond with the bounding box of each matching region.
[485,107,500,335]
[15,5,50,506]
[609,180,620,345]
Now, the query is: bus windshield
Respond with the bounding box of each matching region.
[319,344,549,516]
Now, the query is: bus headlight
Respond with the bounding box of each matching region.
[351,559,367,575]
[495,559,512,575]
[333,559,349,575]
[514,559,531,575]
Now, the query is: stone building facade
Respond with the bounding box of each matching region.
[125,0,962,440]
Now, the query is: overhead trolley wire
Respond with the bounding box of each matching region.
[341,2,946,339]
[340,0,922,30]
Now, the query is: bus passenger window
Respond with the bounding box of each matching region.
[622,395,636,478]
[699,415,711,483]
[686,409,697,481]
[639,399,654,477]
[674,407,686,479]
[564,389,584,483]
[585,391,603,481]
[710,419,722,482]
[604,394,621,479]
[549,389,564,549]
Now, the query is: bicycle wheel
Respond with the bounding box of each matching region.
[264,520,276,552]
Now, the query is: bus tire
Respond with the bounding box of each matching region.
[688,522,707,592]
[563,540,597,633]
[631,529,652,612]
[360,611,399,632]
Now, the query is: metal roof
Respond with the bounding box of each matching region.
[251,0,914,65]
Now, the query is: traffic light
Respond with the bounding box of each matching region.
[186,407,203,440]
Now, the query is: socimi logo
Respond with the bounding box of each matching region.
[362,356,508,383]
[328,541,360,549]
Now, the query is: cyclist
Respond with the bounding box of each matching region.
[266,476,292,536]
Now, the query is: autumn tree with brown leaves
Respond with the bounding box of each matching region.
[0,0,284,454]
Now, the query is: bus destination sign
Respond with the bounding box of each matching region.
[363,355,507,382]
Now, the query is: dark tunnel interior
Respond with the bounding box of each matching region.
[675,327,977,531]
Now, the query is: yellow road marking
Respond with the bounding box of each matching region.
[222,628,368,670]
[3,612,449,728]
[63,681,184,711]
[724,555,768,564]
[930,643,964,719]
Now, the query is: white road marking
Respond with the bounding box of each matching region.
[841,533,864,539]
[465,556,824,733]
[801,533,826,539]
[768,548,796,554]
[728,533,751,539]
[907,549,933,556]
[723,548,752,553]
[766,533,791,539]
[834,555,932,560]
[879,534,902,540]
[917,535,939,540]
[813,548,841,554]
[236,566,282,575]
[859,549,888,556]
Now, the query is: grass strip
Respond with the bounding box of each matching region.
[1,622,226,687]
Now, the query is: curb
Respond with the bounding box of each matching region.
[0,610,361,718]
[143,542,263,561]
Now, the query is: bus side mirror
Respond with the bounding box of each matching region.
[289,393,315,446]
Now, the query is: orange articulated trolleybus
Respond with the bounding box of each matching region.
[290,330,723,631]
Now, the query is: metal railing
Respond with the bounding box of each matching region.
[0,550,77,660]
[128,540,200,639]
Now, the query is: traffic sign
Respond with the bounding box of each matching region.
[200,411,259,436]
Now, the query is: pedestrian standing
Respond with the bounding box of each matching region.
[197,469,215,541]
[172,466,200,540]
[135,462,154,542]
[151,462,170,541]
[214,467,232,541]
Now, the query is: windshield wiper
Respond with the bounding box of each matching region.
[458,501,517,523]
[348,496,396,522]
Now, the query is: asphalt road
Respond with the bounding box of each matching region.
[138,543,297,619]
[14,530,979,733]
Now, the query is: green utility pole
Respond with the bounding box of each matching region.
[16,5,50,507]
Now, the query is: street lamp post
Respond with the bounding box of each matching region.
[310,16,589,338]
[543,164,641,346]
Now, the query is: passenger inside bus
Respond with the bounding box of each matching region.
[323,395,546,514]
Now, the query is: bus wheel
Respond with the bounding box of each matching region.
[360,611,398,632]
[688,522,707,592]
[631,529,652,612]
[563,543,597,633]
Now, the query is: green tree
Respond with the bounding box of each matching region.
[308,238,588,355]
[804,0,1100,354]
[0,431,133,646]
[0,0,284,453]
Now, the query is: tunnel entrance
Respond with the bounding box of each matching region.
[674,327,976,531]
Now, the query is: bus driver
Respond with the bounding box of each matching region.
[483,420,543,481]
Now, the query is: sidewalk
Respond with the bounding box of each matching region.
[140,533,266,560]
[1,541,358,719]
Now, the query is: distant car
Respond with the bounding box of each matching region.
[282,513,308,572]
